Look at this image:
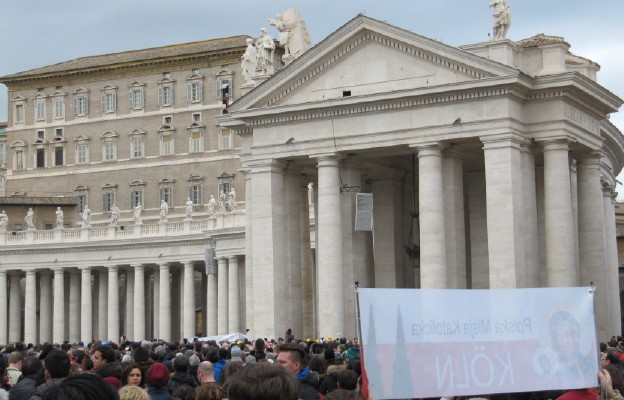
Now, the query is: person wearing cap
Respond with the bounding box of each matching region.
[229,346,244,365]
[146,363,179,400]
[167,355,197,392]
[276,343,320,400]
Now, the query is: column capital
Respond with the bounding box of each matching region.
[577,150,602,164]
[248,159,287,174]
[158,262,170,269]
[313,153,341,167]
[480,133,526,149]
[38,269,53,276]
[182,261,194,268]
[410,141,445,155]
[228,255,239,263]
[443,145,466,160]
[539,137,572,153]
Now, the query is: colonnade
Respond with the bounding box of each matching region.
[0,255,244,345]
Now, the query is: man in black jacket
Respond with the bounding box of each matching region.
[168,355,197,391]
[9,356,42,400]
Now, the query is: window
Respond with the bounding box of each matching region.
[217,171,234,202]
[188,123,204,153]
[74,185,89,215]
[164,116,172,124]
[129,82,145,110]
[54,147,64,166]
[11,141,27,170]
[101,86,117,113]
[101,183,117,212]
[73,88,89,116]
[158,78,175,107]
[53,93,65,120]
[37,130,45,140]
[77,195,86,214]
[55,128,63,138]
[192,113,201,122]
[188,174,204,205]
[36,148,45,168]
[74,135,90,164]
[163,72,171,78]
[129,129,146,158]
[35,99,46,121]
[0,142,5,166]
[187,82,203,102]
[15,104,24,123]
[14,223,23,232]
[219,128,232,149]
[218,181,231,198]
[129,180,146,209]
[44,223,54,230]
[159,178,175,206]
[15,151,24,170]
[216,78,232,99]
[101,131,118,161]
[159,125,175,156]
[160,187,172,205]
[192,68,200,74]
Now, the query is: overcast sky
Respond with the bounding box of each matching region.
[1,0,623,185]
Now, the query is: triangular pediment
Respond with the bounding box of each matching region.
[230,15,519,112]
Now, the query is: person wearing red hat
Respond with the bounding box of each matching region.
[146,363,179,400]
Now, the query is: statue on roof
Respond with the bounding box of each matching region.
[241,38,258,85]
[269,8,312,65]
[490,0,511,40]
[255,28,276,75]
[0,210,8,231]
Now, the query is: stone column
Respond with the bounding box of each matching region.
[80,267,93,343]
[541,138,576,286]
[183,262,195,339]
[0,271,6,344]
[481,134,525,288]
[8,272,21,342]
[159,263,171,341]
[53,268,65,343]
[108,266,120,341]
[243,168,254,335]
[217,257,229,334]
[24,270,37,344]
[443,149,467,288]
[69,270,80,342]
[228,256,240,333]
[171,270,181,340]
[604,186,621,335]
[300,179,315,338]
[316,154,344,338]
[97,270,108,341]
[207,271,218,336]
[133,264,145,341]
[283,168,303,335]
[153,269,160,339]
[413,143,447,287]
[145,273,153,340]
[577,152,608,339]
[125,270,135,340]
[466,171,489,288]
[249,159,286,338]
[39,271,53,344]
[521,141,539,287]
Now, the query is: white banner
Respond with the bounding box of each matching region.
[358,287,598,399]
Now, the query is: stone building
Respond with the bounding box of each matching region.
[0,14,623,344]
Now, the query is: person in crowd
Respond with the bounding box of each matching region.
[9,356,43,400]
[118,385,150,400]
[167,355,197,391]
[30,349,71,400]
[319,364,345,395]
[41,373,119,400]
[6,353,23,387]
[276,343,320,400]
[145,363,179,400]
[1,355,10,400]
[196,362,215,384]
[195,382,223,400]
[212,350,227,384]
[226,363,299,400]
[121,363,145,388]
[92,346,116,371]
[170,385,194,400]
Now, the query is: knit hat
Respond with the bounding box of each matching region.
[230,346,243,362]
[189,354,200,367]
[147,363,170,388]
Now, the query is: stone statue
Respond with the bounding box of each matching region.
[0,174,6,197]
[0,210,8,231]
[255,28,275,75]
[219,191,228,213]
[185,197,194,220]
[490,0,511,40]
[133,203,142,225]
[55,207,64,228]
[228,188,237,212]
[160,200,169,222]
[207,195,217,216]
[82,206,91,227]
[241,38,258,84]
[110,204,120,226]
[269,8,312,65]
[25,208,35,230]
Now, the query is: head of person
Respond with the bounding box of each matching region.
[226,363,299,400]
[196,382,223,400]
[119,385,150,400]
[0,353,8,389]
[146,362,169,388]
[173,355,190,373]
[132,347,149,364]
[276,343,307,376]
[92,345,116,370]
[45,348,71,380]
[337,369,358,391]
[122,363,144,387]
[601,349,620,369]
[197,361,215,383]
[41,373,119,400]
[8,351,24,368]
[21,356,43,377]
[172,384,196,400]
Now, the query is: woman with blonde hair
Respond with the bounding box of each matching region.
[119,385,150,400]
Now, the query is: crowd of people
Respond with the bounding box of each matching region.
[0,333,364,400]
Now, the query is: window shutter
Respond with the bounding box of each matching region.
[101,94,106,112]
[158,87,163,105]
[73,98,78,115]
[216,80,221,98]
[84,97,88,114]
[198,83,203,101]
[129,91,134,109]
[138,90,144,108]
[112,93,117,110]
[187,83,192,102]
